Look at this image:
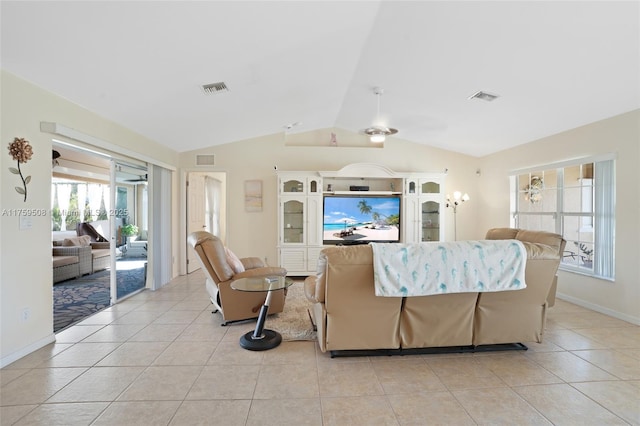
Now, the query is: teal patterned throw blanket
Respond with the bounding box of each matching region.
[371,240,527,297]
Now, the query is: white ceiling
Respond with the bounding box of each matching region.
[2,1,638,157]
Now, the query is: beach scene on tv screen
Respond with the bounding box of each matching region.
[323,196,400,242]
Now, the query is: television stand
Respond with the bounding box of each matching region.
[277,163,446,276]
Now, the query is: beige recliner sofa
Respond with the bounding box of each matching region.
[188,231,288,325]
[304,228,565,356]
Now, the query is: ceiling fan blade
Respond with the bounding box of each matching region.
[363,126,399,136]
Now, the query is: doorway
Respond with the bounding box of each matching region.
[51,143,148,331]
[186,172,226,274]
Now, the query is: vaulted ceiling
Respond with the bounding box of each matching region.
[2,1,638,157]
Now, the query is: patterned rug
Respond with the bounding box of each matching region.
[267,281,317,341]
[53,258,146,332]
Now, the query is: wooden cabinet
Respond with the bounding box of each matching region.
[277,173,322,275]
[278,246,323,276]
[403,176,445,243]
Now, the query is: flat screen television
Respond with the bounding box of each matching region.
[323,195,401,245]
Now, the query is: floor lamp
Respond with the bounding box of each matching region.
[446,191,469,240]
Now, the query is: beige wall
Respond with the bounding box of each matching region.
[478,110,640,323]
[0,71,178,366]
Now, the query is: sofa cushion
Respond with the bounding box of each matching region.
[515,229,564,253]
[52,255,79,268]
[62,235,92,247]
[520,241,562,260]
[485,228,519,240]
[91,249,111,260]
[225,247,245,274]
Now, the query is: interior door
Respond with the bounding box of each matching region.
[187,173,206,273]
[187,172,227,274]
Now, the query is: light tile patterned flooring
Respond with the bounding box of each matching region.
[1,270,639,425]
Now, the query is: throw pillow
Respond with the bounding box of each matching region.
[62,235,91,247]
[225,247,245,274]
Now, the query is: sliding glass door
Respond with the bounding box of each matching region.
[111,160,148,301]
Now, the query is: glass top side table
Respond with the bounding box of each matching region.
[231,276,293,351]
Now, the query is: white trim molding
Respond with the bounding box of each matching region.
[41,122,176,171]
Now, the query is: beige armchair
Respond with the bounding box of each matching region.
[187,231,287,325]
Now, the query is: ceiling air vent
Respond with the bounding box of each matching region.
[201,82,229,95]
[469,91,499,102]
[196,154,215,166]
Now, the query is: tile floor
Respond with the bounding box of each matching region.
[1,271,639,425]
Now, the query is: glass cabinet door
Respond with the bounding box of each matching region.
[281,179,305,194]
[283,199,304,243]
[420,180,440,195]
[421,200,440,242]
[406,180,418,194]
[308,178,321,194]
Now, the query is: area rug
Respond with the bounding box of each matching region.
[267,281,317,341]
[53,258,146,332]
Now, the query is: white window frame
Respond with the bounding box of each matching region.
[510,154,616,280]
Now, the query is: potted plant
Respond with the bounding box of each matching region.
[121,223,139,243]
[574,242,593,268]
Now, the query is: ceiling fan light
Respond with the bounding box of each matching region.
[362,87,398,143]
[370,133,386,143]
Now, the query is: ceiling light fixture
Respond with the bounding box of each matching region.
[363,87,398,143]
[283,121,302,131]
[201,82,229,95]
[469,90,499,102]
[368,130,387,143]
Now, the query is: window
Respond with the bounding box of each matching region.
[510,155,615,280]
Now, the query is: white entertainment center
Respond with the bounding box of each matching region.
[277,163,446,276]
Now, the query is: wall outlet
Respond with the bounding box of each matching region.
[20,307,31,322]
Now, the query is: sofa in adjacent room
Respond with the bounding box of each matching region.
[52,246,86,283]
[53,235,111,274]
[304,228,566,356]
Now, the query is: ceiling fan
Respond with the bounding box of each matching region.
[125,174,148,183]
[362,87,398,143]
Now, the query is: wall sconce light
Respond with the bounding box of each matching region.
[446,191,470,240]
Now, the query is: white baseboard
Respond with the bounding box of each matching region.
[556,292,640,326]
[0,333,56,368]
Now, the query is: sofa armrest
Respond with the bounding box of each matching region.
[304,276,325,303]
[53,246,91,257]
[304,250,327,303]
[241,257,266,270]
[53,246,92,275]
[232,266,287,279]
